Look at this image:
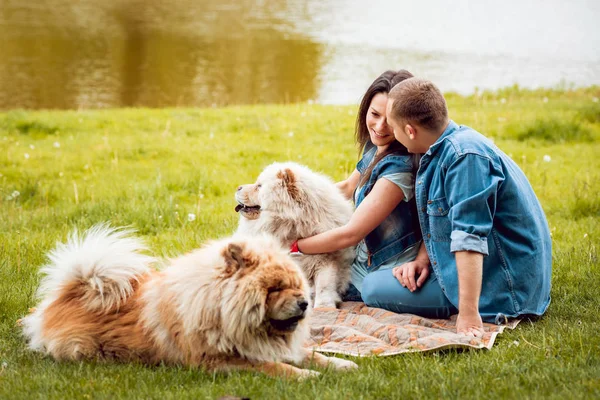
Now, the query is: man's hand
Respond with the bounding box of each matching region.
[392,259,430,292]
[455,250,485,336]
[456,311,484,337]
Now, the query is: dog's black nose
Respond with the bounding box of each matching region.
[298,300,308,311]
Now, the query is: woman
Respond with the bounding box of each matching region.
[291,70,457,319]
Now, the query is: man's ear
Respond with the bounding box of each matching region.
[404,124,416,140]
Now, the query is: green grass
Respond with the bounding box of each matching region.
[1,87,600,399]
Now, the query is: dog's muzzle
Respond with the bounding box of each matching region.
[235,203,261,213]
[269,300,308,332]
[235,202,261,220]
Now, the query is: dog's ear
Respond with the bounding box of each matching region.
[224,242,246,270]
[277,168,302,202]
[277,168,296,187]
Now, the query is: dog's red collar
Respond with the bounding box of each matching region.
[290,240,303,255]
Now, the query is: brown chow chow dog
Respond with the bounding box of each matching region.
[235,162,355,308]
[21,225,357,378]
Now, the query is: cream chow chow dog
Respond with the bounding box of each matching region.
[235,162,355,308]
[21,225,357,378]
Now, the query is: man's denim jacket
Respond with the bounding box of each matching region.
[416,120,552,323]
[355,146,421,269]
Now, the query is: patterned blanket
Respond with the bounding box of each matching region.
[306,302,520,356]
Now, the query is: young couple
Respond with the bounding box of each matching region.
[291,70,552,336]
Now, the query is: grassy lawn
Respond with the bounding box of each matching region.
[1,87,599,399]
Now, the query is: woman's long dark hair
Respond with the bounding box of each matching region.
[356,69,415,188]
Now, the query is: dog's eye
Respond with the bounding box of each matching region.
[256,184,262,188]
[268,287,281,293]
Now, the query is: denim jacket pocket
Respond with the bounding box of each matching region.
[426,197,452,241]
[426,197,450,216]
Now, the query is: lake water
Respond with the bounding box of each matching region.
[1,0,599,109]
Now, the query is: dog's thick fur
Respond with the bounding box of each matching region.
[235,162,355,308]
[21,225,357,378]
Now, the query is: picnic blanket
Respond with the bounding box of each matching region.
[306,302,520,357]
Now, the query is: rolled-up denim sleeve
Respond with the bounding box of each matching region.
[444,154,504,255]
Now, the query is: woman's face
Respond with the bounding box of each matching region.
[366,92,395,149]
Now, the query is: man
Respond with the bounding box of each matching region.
[386,78,552,335]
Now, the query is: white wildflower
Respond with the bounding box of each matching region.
[59,172,64,177]
[288,131,294,137]
[84,164,89,169]
[24,153,30,159]
[187,213,196,222]
[542,97,548,103]
[593,97,598,103]
[158,215,163,219]
[307,99,314,105]
[209,132,214,139]
[500,98,506,104]
[584,233,588,238]
[199,193,205,199]
[301,112,306,117]
[497,117,507,122]
[29,144,35,149]
[53,142,60,148]
[543,155,551,162]
[5,190,20,201]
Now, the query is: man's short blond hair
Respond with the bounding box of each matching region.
[388,78,448,132]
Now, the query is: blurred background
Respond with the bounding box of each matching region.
[0,0,599,110]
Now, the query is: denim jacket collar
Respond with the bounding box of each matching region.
[425,120,459,157]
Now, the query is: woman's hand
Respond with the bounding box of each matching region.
[392,259,430,292]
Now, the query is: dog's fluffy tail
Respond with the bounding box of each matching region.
[36,224,154,313]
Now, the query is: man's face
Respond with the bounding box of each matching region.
[386,101,414,153]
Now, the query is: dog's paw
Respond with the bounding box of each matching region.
[296,369,321,380]
[313,300,337,309]
[313,293,341,309]
[327,357,359,370]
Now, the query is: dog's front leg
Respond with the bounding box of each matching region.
[297,348,358,371]
[313,265,341,308]
[211,358,320,380]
